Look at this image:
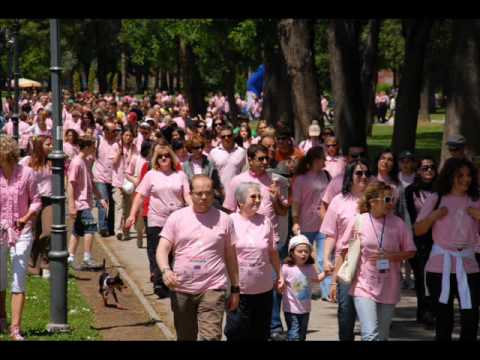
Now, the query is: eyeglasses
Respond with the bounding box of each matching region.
[326,144,338,148]
[255,156,269,162]
[354,170,370,177]
[221,134,233,139]
[420,165,435,171]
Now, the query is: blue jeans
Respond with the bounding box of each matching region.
[304,232,332,298]
[353,296,395,341]
[337,282,357,341]
[271,241,288,334]
[284,312,310,341]
[95,182,114,235]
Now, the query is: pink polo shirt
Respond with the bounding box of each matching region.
[322,174,344,206]
[281,264,318,314]
[0,165,42,236]
[68,155,94,211]
[320,193,361,256]
[224,170,280,243]
[92,137,117,184]
[135,169,190,228]
[416,193,480,274]
[291,170,330,233]
[18,156,52,197]
[160,206,234,294]
[230,212,275,295]
[342,213,416,304]
[325,155,346,179]
[208,144,246,189]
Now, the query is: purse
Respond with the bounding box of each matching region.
[122,179,135,194]
[337,215,363,284]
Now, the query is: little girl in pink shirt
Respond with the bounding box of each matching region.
[281,235,326,341]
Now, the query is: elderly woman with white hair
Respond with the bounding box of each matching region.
[224,182,285,341]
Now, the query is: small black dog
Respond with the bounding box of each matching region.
[98,260,126,307]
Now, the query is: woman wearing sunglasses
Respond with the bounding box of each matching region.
[183,135,224,207]
[320,159,371,340]
[125,144,192,299]
[341,181,416,340]
[414,158,480,341]
[404,157,438,328]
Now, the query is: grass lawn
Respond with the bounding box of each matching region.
[368,122,444,162]
[0,269,100,341]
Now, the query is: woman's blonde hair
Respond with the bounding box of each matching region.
[357,181,393,213]
[0,135,20,164]
[151,144,178,171]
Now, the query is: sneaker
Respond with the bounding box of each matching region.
[67,256,75,267]
[0,318,7,333]
[81,258,102,270]
[10,326,25,341]
[116,233,123,241]
[99,229,110,238]
[270,332,287,341]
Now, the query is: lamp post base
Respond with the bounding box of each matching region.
[46,323,71,333]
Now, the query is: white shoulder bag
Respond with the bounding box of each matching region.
[337,215,363,284]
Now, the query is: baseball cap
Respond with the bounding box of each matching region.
[399,150,415,160]
[288,235,312,253]
[446,134,466,148]
[309,120,321,137]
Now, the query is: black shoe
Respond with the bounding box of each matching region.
[154,284,170,299]
[422,311,435,329]
[99,229,109,238]
[270,332,287,341]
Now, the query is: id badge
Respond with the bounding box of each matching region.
[376,259,390,272]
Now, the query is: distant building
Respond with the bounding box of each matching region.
[377,69,394,86]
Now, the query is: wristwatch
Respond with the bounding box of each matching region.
[230,285,240,294]
[160,268,171,275]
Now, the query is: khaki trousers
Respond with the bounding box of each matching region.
[170,289,226,341]
[113,187,133,236]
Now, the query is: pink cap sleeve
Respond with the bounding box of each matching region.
[135,171,152,197]
[160,212,176,244]
[320,197,339,237]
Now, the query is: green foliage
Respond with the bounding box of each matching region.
[314,20,331,93]
[376,83,393,93]
[73,71,81,93]
[378,19,405,72]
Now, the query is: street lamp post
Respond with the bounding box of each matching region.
[46,18,70,333]
[11,19,20,141]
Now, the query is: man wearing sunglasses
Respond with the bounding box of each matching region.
[275,129,304,162]
[324,136,347,179]
[208,126,247,190]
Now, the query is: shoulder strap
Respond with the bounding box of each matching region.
[324,169,331,182]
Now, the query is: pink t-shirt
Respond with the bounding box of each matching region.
[208,144,246,189]
[291,170,330,233]
[63,142,80,173]
[281,264,318,314]
[230,212,275,295]
[92,137,117,184]
[0,165,42,236]
[111,144,136,188]
[416,193,480,274]
[322,174,343,206]
[135,169,190,228]
[160,206,234,294]
[224,171,281,243]
[320,193,361,256]
[19,156,52,197]
[324,155,346,179]
[68,155,94,211]
[342,213,416,304]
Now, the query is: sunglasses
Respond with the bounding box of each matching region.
[221,134,233,139]
[350,152,366,159]
[354,170,370,177]
[197,124,206,128]
[420,165,435,171]
[158,153,171,160]
[192,145,204,150]
[326,144,338,148]
[255,156,269,162]
[214,122,224,127]
[376,196,393,204]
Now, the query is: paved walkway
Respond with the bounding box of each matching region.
[97,230,451,341]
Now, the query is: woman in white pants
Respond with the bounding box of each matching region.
[0,135,42,340]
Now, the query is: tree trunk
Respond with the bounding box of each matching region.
[441,20,480,165]
[327,20,367,154]
[80,62,90,91]
[261,21,294,132]
[179,39,206,116]
[360,20,382,138]
[392,19,433,154]
[121,49,127,92]
[418,66,431,122]
[142,63,149,92]
[278,19,322,142]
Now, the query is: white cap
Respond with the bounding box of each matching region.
[288,234,312,252]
